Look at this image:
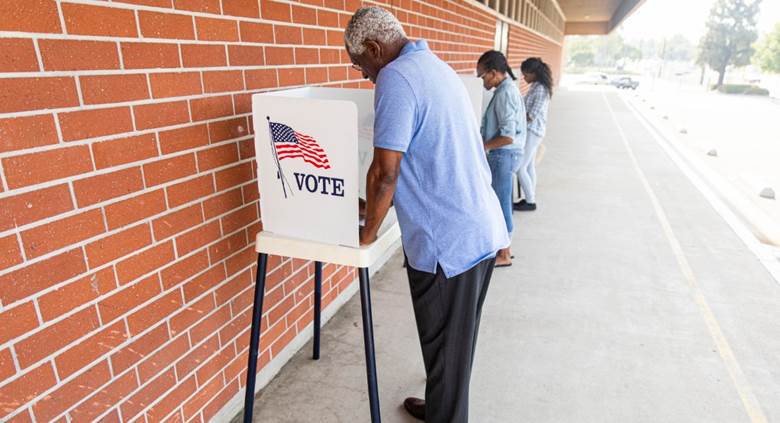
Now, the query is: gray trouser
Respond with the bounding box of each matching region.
[406,256,496,423]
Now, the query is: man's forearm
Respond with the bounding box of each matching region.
[484,135,513,151]
[361,163,397,244]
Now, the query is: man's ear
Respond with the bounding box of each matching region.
[364,40,382,60]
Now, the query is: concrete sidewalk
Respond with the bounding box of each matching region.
[237,89,780,423]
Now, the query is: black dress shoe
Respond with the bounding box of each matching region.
[513,201,536,211]
[403,397,425,420]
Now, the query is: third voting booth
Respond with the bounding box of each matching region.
[242,76,488,422]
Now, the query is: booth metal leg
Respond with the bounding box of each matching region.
[359,267,381,423]
[243,253,268,423]
[313,261,322,360]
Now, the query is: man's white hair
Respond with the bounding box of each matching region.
[345,7,406,55]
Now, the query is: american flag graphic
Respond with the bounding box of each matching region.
[268,121,331,169]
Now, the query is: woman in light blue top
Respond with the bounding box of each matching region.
[477,50,527,268]
[514,57,553,212]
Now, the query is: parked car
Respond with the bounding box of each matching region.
[611,76,640,90]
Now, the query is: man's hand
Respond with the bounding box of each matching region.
[360,225,377,245]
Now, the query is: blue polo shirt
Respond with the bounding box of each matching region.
[373,40,509,277]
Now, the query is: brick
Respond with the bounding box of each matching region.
[0,39,39,72]
[198,143,239,171]
[295,47,319,64]
[203,70,244,93]
[93,134,158,169]
[227,45,263,67]
[161,249,210,289]
[234,93,252,114]
[0,364,57,420]
[324,0,344,9]
[80,74,149,105]
[170,293,215,337]
[143,154,198,187]
[265,46,294,65]
[190,305,231,345]
[16,307,100,369]
[159,124,209,155]
[128,290,183,335]
[274,25,302,44]
[21,209,106,259]
[0,77,79,114]
[62,3,138,37]
[138,333,188,383]
[303,28,327,45]
[320,48,341,64]
[73,167,144,208]
[86,223,153,269]
[278,68,305,87]
[116,241,175,285]
[239,21,274,43]
[174,0,220,13]
[215,268,250,304]
[150,72,203,99]
[39,40,120,71]
[203,188,243,219]
[176,221,222,256]
[134,100,190,130]
[122,42,181,69]
[209,117,248,143]
[105,190,166,230]
[223,0,260,17]
[0,349,14,384]
[111,323,169,374]
[190,95,234,121]
[70,369,138,422]
[166,175,215,208]
[218,308,250,348]
[176,335,219,385]
[196,17,239,41]
[98,273,160,324]
[139,11,195,40]
[292,5,317,25]
[195,342,233,383]
[0,302,38,345]
[221,204,257,234]
[242,182,260,203]
[261,0,291,22]
[202,380,238,421]
[160,409,184,423]
[0,115,57,153]
[0,235,22,272]
[153,204,204,240]
[181,44,226,68]
[182,370,223,419]
[226,246,260,278]
[115,0,174,6]
[38,267,116,322]
[121,368,176,419]
[3,146,92,189]
[306,67,328,84]
[326,29,343,46]
[318,9,339,27]
[0,185,73,232]
[33,361,111,422]
[54,320,128,380]
[215,163,252,191]
[147,376,197,422]
[183,263,226,302]
[0,0,62,33]
[245,68,278,90]
[59,107,134,142]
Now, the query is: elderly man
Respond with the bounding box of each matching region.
[344,7,509,423]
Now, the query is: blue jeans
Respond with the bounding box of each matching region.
[487,148,522,234]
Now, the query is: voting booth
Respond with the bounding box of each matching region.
[242,77,490,423]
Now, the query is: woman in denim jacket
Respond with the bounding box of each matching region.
[477,50,527,268]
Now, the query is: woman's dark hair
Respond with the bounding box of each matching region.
[477,50,517,81]
[520,57,553,96]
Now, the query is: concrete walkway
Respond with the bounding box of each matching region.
[237,89,780,423]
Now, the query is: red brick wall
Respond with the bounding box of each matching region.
[507,21,563,92]
[0,1,560,421]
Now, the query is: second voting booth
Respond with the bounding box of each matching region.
[243,76,488,422]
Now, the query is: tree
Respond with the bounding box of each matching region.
[666,34,694,62]
[754,23,780,73]
[697,0,762,88]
